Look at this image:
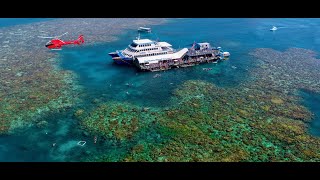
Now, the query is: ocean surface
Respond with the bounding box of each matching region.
[0,18,55,28]
[0,18,320,161]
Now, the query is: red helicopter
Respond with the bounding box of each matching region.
[38,32,84,50]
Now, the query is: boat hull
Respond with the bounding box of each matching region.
[138,29,151,33]
[108,52,119,58]
[113,58,134,65]
[108,51,133,65]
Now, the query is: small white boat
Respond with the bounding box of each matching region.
[223,52,230,57]
[138,27,151,33]
[77,141,86,146]
[270,26,278,31]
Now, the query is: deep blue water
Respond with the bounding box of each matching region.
[1,18,320,161]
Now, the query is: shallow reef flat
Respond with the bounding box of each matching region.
[0,18,167,134]
[79,47,320,162]
[249,48,320,94]
[78,102,159,142]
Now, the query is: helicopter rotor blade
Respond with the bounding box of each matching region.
[56,32,68,38]
[38,36,56,38]
[38,32,68,39]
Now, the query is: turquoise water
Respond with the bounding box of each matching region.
[1,18,320,161]
[300,89,320,136]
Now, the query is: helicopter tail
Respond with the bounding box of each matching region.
[77,35,84,44]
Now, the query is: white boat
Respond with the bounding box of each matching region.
[223,52,230,57]
[108,36,175,65]
[138,27,151,33]
[270,26,278,31]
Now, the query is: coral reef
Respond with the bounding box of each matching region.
[0,55,80,134]
[79,48,320,162]
[79,102,157,141]
[249,48,320,94]
[0,18,167,134]
[2,18,320,161]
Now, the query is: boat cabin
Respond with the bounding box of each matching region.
[194,42,211,50]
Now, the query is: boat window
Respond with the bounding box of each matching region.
[131,43,137,47]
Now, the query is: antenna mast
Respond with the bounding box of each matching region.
[136,33,140,40]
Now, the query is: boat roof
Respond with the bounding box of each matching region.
[136,48,188,64]
[139,27,151,29]
[157,42,172,47]
[197,42,210,45]
[133,39,153,44]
